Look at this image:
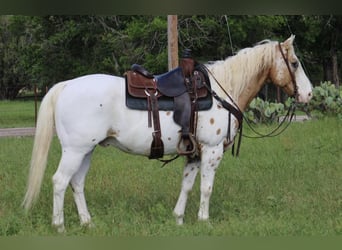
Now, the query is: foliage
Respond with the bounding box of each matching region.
[304,81,342,119]
[0,16,33,99]
[245,97,287,124]
[246,82,342,123]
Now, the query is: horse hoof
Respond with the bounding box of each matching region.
[53,224,66,233]
[81,221,95,229]
[175,217,184,225]
[198,219,213,228]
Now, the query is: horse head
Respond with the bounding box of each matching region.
[269,35,313,103]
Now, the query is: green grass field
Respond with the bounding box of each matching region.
[0,101,341,236]
[0,100,38,128]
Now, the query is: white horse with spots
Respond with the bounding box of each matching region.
[23,35,312,232]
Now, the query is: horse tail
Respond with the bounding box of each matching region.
[22,82,66,211]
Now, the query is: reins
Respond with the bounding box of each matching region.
[242,101,296,139]
[243,42,299,139]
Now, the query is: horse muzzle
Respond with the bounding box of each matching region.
[296,86,313,104]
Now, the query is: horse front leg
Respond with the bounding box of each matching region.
[173,158,200,225]
[198,144,223,222]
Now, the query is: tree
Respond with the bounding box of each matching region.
[0,15,340,100]
[0,16,33,99]
[285,15,342,88]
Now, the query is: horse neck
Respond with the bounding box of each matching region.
[236,71,270,111]
[214,43,275,112]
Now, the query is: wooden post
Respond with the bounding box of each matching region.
[34,84,38,127]
[167,15,178,70]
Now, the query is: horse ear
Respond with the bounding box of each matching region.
[282,35,295,48]
[287,34,295,43]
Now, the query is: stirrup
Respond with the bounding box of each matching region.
[177,133,197,156]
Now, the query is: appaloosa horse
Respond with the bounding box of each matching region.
[23,35,312,232]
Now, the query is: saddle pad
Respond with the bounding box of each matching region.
[126,85,175,110]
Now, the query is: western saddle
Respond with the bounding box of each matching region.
[125,50,212,159]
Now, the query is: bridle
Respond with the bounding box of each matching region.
[278,42,298,100]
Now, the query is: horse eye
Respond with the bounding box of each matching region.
[291,61,299,69]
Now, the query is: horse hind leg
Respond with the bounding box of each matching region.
[52,148,92,232]
[70,150,94,227]
[173,158,200,225]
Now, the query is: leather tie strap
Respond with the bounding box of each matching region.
[148,90,164,159]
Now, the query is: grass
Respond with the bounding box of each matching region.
[0,100,341,235]
[0,100,38,128]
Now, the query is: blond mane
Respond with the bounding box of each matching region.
[207,40,277,102]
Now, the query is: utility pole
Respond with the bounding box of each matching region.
[167,15,178,70]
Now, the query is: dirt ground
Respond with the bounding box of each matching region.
[0,127,36,137]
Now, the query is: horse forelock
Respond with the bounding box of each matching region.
[208,41,277,101]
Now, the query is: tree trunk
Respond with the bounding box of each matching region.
[323,58,332,83]
[331,49,340,88]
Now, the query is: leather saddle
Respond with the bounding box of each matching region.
[125,54,212,159]
[127,65,187,98]
[126,64,211,110]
